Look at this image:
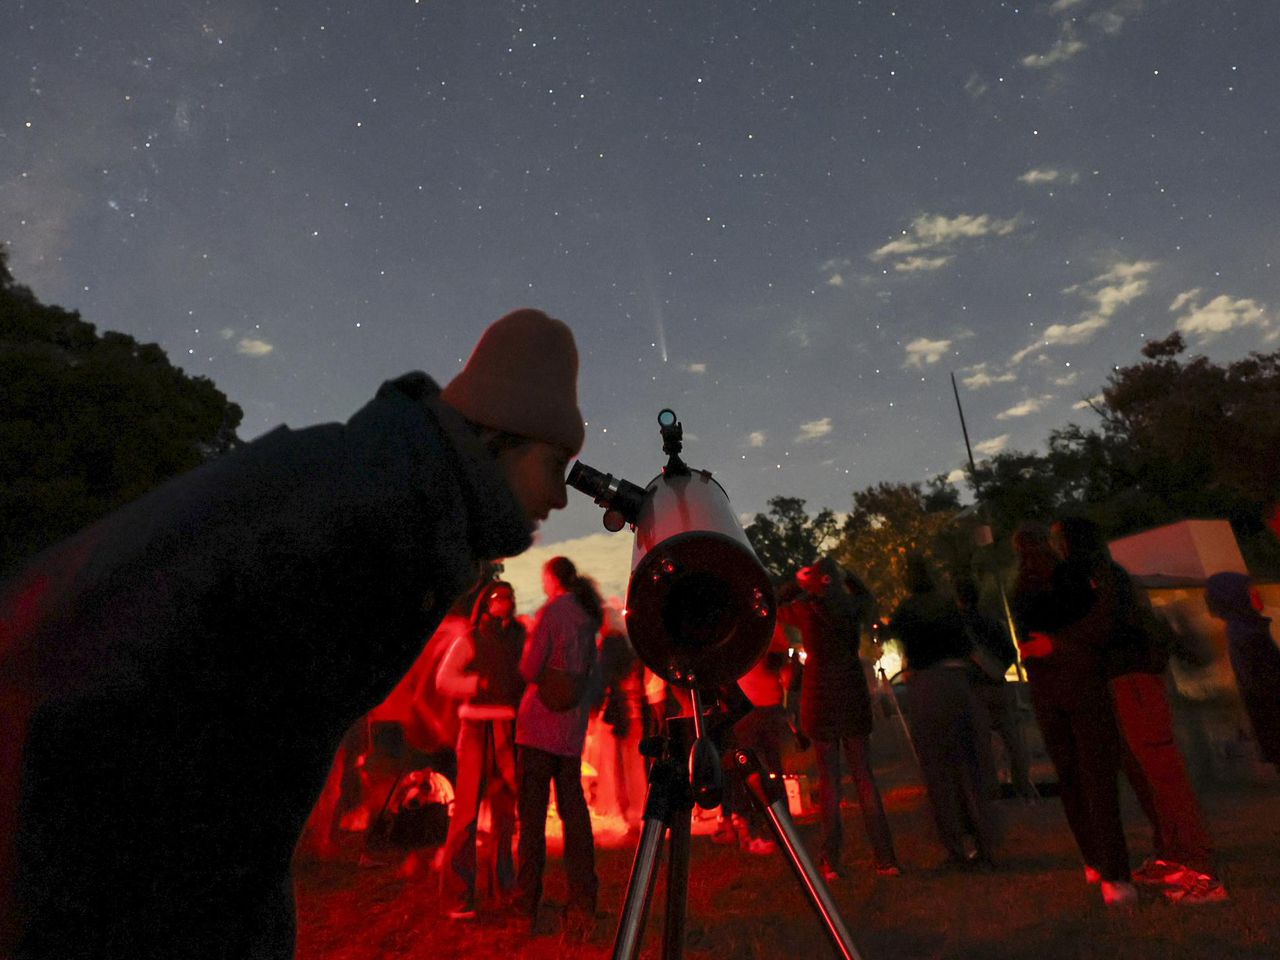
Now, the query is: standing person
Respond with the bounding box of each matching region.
[889,557,999,868]
[434,580,526,920]
[586,601,647,830]
[0,308,585,959]
[1051,517,1226,904]
[1205,571,1280,772]
[1010,524,1135,907]
[722,620,793,854]
[954,576,1037,800]
[778,557,900,879]
[514,557,603,930]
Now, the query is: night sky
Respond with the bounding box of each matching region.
[4,1,1278,603]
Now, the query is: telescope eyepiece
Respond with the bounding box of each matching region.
[567,460,646,531]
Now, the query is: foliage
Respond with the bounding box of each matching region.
[743,495,839,582]
[831,478,966,615]
[0,245,244,578]
[962,333,1280,574]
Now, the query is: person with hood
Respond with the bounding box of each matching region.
[1051,517,1225,905]
[1205,572,1280,771]
[434,580,526,920]
[0,308,585,959]
[1010,524,1135,907]
[888,556,998,868]
[777,556,900,880]
[513,556,603,929]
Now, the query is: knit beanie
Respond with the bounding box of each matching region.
[441,308,585,454]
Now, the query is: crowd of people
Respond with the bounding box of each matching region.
[380,504,1275,932]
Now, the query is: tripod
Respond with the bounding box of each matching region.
[611,689,867,960]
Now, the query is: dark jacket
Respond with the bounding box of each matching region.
[888,591,971,671]
[778,588,874,741]
[0,372,531,959]
[1011,562,1105,707]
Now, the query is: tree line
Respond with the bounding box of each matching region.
[0,245,243,579]
[745,332,1280,613]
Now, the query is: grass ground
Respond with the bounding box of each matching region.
[294,768,1280,960]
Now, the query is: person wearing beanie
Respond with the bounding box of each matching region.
[0,308,584,958]
[434,580,527,921]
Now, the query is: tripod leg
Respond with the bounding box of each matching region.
[730,749,867,960]
[661,806,692,960]
[612,757,682,960]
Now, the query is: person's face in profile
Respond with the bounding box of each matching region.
[497,440,571,527]
[487,588,515,620]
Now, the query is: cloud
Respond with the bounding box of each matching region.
[237,337,274,357]
[1171,290,1271,342]
[964,73,989,99]
[820,256,851,288]
[1010,259,1156,364]
[961,364,1017,389]
[974,435,1010,456]
[1021,27,1087,69]
[903,337,952,368]
[1074,394,1104,410]
[1049,0,1087,11]
[686,362,707,374]
[748,431,767,448]
[795,418,833,443]
[1054,371,1079,386]
[996,395,1053,420]
[1018,167,1080,187]
[872,213,1020,262]
[895,255,953,273]
[945,467,968,485]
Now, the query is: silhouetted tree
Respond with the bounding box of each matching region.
[0,245,244,577]
[967,332,1280,574]
[833,478,965,614]
[744,495,840,582]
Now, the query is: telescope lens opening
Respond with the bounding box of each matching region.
[658,408,677,428]
[660,571,736,649]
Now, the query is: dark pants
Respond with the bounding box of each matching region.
[1030,682,1130,882]
[439,718,518,910]
[907,666,1000,862]
[973,679,1036,798]
[812,734,896,868]
[728,706,788,839]
[1111,672,1213,873]
[515,745,598,914]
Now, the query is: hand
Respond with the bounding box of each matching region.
[1020,633,1054,659]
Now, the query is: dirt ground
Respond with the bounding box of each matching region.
[293,757,1280,960]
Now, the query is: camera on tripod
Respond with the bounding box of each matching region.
[567,408,775,690]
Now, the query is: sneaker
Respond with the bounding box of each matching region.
[446,903,478,921]
[1165,873,1229,905]
[1083,865,1102,885]
[1101,880,1138,907]
[743,837,777,855]
[711,818,738,846]
[818,857,843,882]
[1131,857,1189,887]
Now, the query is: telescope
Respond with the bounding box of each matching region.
[567,408,775,690]
[568,410,866,960]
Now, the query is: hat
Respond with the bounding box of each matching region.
[441,309,585,454]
